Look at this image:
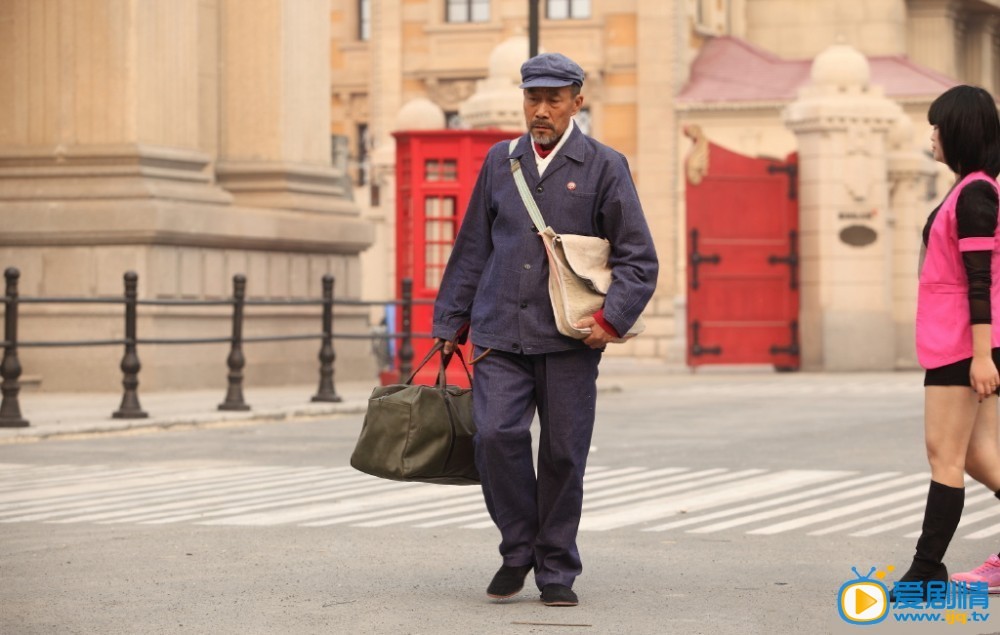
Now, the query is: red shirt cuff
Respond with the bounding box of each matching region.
[592,309,621,339]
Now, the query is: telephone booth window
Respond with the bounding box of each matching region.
[425,159,458,182]
[424,196,456,288]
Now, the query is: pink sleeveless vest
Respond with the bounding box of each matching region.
[916,171,1000,369]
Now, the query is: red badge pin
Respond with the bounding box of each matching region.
[567,182,577,191]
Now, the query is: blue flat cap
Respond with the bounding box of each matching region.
[519,53,584,89]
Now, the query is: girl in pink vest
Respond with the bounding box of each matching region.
[893,85,1000,599]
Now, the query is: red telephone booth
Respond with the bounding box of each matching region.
[392,129,514,386]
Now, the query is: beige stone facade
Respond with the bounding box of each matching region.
[2,0,996,393]
[0,0,374,392]
[334,0,1000,370]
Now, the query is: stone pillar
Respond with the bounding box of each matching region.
[963,15,1000,91]
[363,0,403,305]
[0,0,374,391]
[0,0,229,208]
[370,0,403,177]
[886,117,937,369]
[783,43,906,371]
[635,0,680,361]
[907,0,961,79]
[216,0,353,213]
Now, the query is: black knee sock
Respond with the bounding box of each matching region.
[906,480,964,576]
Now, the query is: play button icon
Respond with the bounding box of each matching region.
[839,580,888,624]
[855,588,878,614]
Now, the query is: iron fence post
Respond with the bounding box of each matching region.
[312,275,341,402]
[219,274,250,411]
[112,271,147,419]
[399,278,414,381]
[0,268,28,427]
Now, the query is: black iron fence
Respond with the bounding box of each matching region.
[0,267,432,428]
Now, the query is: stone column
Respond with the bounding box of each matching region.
[886,117,937,369]
[215,0,353,214]
[783,43,905,371]
[0,0,230,210]
[907,0,961,79]
[635,0,681,361]
[0,0,374,391]
[369,0,403,180]
[964,15,1000,92]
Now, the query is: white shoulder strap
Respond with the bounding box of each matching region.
[508,138,547,232]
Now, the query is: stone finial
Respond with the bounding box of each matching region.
[395,98,446,131]
[810,42,870,91]
[489,35,531,86]
[458,35,534,131]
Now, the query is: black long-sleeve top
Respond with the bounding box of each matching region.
[923,180,999,324]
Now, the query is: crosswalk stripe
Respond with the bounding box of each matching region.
[687,473,928,534]
[298,466,654,528]
[748,482,930,535]
[944,506,1000,540]
[0,465,164,494]
[582,470,838,532]
[0,467,307,522]
[140,474,417,525]
[0,466,284,513]
[3,462,999,540]
[88,469,368,525]
[835,491,996,537]
[579,469,765,526]
[644,472,889,532]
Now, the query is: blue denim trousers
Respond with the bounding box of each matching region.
[471,345,602,589]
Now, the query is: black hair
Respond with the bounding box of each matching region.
[928,85,1000,178]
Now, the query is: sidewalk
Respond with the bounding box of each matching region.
[0,357,691,443]
[0,358,916,444]
[0,380,378,444]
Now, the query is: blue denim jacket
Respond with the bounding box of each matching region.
[432,126,658,355]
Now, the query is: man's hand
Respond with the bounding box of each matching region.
[574,316,614,349]
[434,338,455,354]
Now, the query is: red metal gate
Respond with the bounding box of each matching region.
[684,128,800,370]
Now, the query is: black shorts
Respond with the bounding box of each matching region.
[924,347,1000,393]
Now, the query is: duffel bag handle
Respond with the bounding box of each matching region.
[404,340,445,385]
[437,345,473,388]
[404,341,473,387]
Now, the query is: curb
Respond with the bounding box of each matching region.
[0,401,371,444]
[0,382,624,444]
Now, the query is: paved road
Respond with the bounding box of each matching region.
[2,369,998,634]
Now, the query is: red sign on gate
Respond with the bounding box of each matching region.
[684,130,800,370]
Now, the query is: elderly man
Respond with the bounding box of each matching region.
[433,52,658,607]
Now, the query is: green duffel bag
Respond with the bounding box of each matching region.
[350,341,480,485]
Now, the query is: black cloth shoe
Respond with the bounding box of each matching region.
[540,584,578,607]
[486,563,533,599]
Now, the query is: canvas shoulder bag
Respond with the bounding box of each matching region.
[508,138,644,342]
